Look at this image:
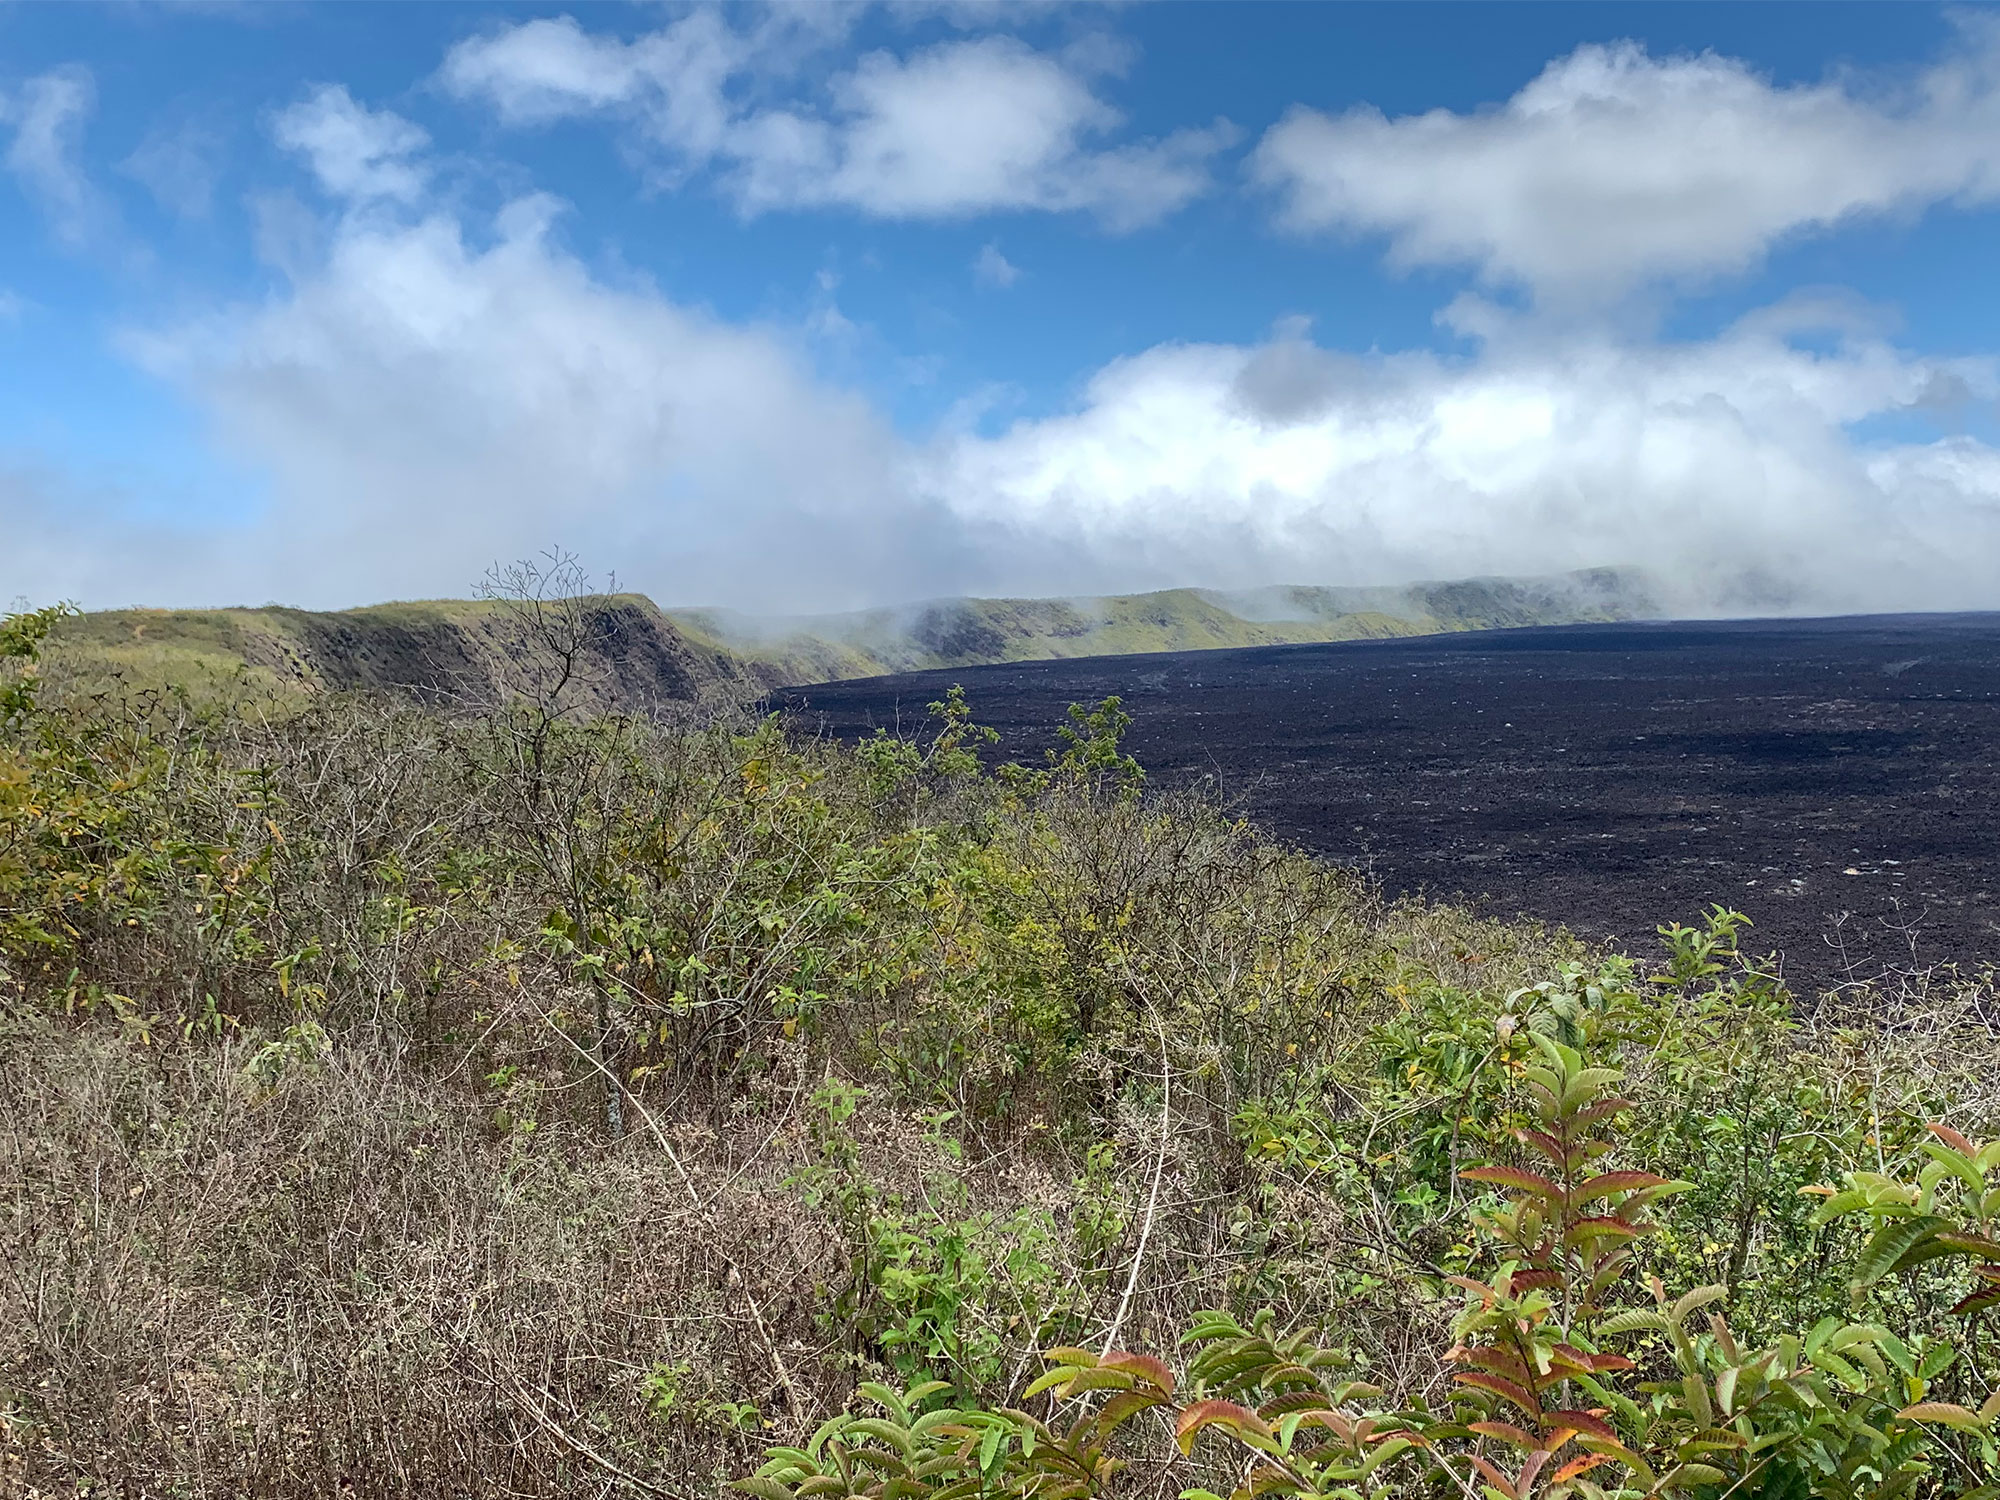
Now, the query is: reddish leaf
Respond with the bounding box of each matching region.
[1288,1409,1356,1443]
[1553,1451,1618,1483]
[1466,1455,1520,1499]
[1454,1371,1540,1414]
[1457,1347,1536,1383]
[1086,1388,1168,1444]
[1099,1351,1175,1396]
[1573,1099,1634,1125]
[1518,1128,1572,1166]
[1462,1165,1564,1200]
[1898,1401,1987,1431]
[1563,1216,1643,1246]
[1447,1275,1499,1308]
[1542,1409,1621,1445]
[1517,1449,1553,1494]
[1468,1421,1540,1451]
[1573,1171,1671,1204]
[1928,1123,1979,1157]
[1510,1268,1565,1292]
[1175,1399,1271,1455]
[1950,1284,2000,1317]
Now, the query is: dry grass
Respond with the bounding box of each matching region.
[3,640,1995,1497]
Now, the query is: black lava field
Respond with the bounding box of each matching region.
[779,615,2000,987]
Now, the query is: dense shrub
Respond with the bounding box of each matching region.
[1,603,1995,1498]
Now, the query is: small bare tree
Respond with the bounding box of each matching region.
[475,549,631,1134]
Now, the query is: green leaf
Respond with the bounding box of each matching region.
[1752,1461,1812,1500]
[1811,1349,1865,1391]
[1917,1341,1957,1380]
[1809,1188,1872,1226]
[1023,1365,1091,1399]
[1572,1170,1673,1204]
[848,1418,914,1449]
[1936,1230,2000,1262]
[1878,1331,1916,1376]
[1669,1285,1727,1327]
[1898,1402,1989,1431]
[1597,1309,1671,1337]
[1661,1462,1730,1489]
[858,1383,912,1425]
[1920,1142,1989,1198]
[1853,1215,1951,1287]
[1052,1367,1144,1394]
[1558,1067,1625,1113]
[1359,1436,1415,1476]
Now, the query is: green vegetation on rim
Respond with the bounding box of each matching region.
[45,564,1657,706]
[3,584,1993,1499]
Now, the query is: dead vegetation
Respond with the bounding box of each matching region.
[2,593,1995,1497]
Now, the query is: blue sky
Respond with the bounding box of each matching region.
[2,2,1998,614]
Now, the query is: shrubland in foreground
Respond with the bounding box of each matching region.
[2,601,1996,1498]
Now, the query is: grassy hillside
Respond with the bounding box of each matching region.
[48,593,768,708]
[44,568,1655,710]
[670,566,1656,681]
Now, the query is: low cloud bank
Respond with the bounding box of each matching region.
[7,195,1996,618]
[934,311,2000,616]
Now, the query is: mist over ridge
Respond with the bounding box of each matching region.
[49,565,1664,706]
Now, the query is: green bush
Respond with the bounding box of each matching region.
[2,602,1996,1498]
[742,1032,2000,1500]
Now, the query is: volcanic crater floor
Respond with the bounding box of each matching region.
[779,614,2000,988]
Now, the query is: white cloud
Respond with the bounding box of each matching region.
[973,242,1020,287]
[274,85,430,203]
[731,37,1226,226]
[931,315,2000,614]
[3,65,110,247]
[438,14,657,124]
[441,17,1228,227]
[123,196,969,612]
[19,244,2000,618]
[1254,22,2000,301]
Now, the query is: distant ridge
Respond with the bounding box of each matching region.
[48,567,1659,707]
[668,567,1657,682]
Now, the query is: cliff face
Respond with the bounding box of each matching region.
[279,598,738,708]
[50,595,763,711]
[49,567,1660,709]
